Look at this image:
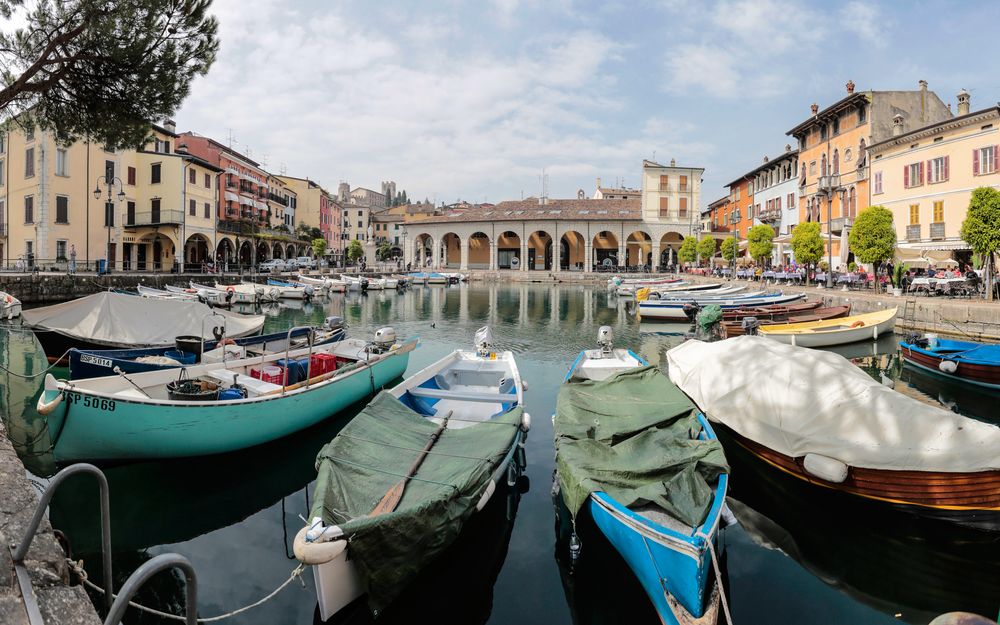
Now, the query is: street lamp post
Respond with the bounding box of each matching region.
[694,222,703,268]
[817,173,845,289]
[93,175,126,274]
[401,226,408,269]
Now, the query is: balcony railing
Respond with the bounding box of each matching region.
[659,183,669,191]
[268,191,289,207]
[830,216,853,234]
[0,223,7,237]
[125,209,184,227]
[930,222,946,240]
[906,224,921,241]
[758,208,781,222]
[855,165,868,182]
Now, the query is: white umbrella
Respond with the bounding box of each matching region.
[898,257,929,268]
[936,258,959,266]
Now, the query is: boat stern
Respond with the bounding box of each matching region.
[293,524,364,621]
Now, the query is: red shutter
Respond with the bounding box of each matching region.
[903,165,909,187]
[919,161,925,185]
[995,146,1000,172]
[927,160,933,183]
[944,156,949,181]
[973,149,980,175]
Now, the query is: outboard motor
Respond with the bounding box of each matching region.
[370,327,397,353]
[224,289,235,304]
[360,278,369,293]
[323,315,344,331]
[597,325,614,357]
[475,326,494,357]
[303,285,315,301]
[682,301,702,322]
[741,316,760,336]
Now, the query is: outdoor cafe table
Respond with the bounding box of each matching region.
[909,277,967,295]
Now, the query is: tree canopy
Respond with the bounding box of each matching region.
[747,224,775,263]
[849,205,896,265]
[297,224,322,241]
[790,222,824,284]
[0,0,218,149]
[311,237,326,258]
[346,239,364,263]
[720,236,738,262]
[678,236,697,264]
[697,236,716,263]
[961,187,1000,300]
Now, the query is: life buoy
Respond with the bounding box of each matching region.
[220,337,236,346]
[226,286,236,294]
[851,320,865,328]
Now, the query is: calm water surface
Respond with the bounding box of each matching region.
[2,284,997,625]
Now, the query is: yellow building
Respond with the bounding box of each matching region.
[0,121,221,271]
[867,93,997,262]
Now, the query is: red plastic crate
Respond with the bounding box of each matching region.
[311,353,337,376]
[251,365,285,385]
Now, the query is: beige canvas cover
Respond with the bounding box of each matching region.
[23,292,265,346]
[666,336,1000,473]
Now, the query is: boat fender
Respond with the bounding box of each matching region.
[476,480,496,511]
[522,379,529,392]
[220,337,236,346]
[521,411,531,432]
[850,320,865,328]
[36,389,65,415]
[803,454,848,483]
[939,360,958,373]
[294,525,347,565]
[269,287,281,300]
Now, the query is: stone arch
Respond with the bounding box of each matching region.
[257,241,271,262]
[184,233,212,269]
[238,240,253,266]
[560,230,585,271]
[441,232,461,268]
[625,230,652,268]
[821,153,828,176]
[286,243,295,259]
[135,232,177,272]
[527,230,554,270]
[592,230,618,268]
[468,231,490,269]
[497,231,521,269]
[216,237,235,267]
[272,242,284,259]
[413,233,434,268]
[659,232,684,268]
[847,186,857,218]
[833,148,840,175]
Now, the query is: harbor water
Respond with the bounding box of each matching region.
[2,283,998,624]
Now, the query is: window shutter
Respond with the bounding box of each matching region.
[903,165,909,187]
[944,156,949,181]
[927,160,933,183]
[919,160,924,185]
[995,146,1000,171]
[973,149,980,175]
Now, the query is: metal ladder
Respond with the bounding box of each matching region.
[900,298,920,333]
[11,463,198,625]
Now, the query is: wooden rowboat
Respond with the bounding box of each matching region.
[720,300,821,321]
[757,307,897,347]
[900,337,1000,390]
[722,305,851,337]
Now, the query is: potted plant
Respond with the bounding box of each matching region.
[892,263,907,297]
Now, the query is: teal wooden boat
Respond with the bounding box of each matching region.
[36,328,416,462]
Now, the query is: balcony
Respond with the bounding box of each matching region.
[758,208,781,223]
[268,191,289,207]
[906,224,921,241]
[125,209,183,227]
[855,165,868,182]
[817,174,842,192]
[830,216,853,234]
[930,222,946,240]
[659,183,669,191]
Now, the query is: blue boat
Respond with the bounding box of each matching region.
[37,329,416,462]
[900,335,1000,390]
[67,320,345,380]
[554,327,730,624]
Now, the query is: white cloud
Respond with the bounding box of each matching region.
[840,1,887,48]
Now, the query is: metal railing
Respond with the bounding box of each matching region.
[930,222,946,240]
[830,216,853,233]
[124,209,184,227]
[104,554,198,625]
[906,224,921,241]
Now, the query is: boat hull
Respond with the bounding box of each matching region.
[760,312,895,347]
[901,342,1000,390]
[722,305,850,337]
[42,344,413,461]
[638,294,804,320]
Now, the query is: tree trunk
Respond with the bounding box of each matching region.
[989,254,995,302]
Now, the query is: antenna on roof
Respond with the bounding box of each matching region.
[226,128,237,148]
[279,163,287,175]
[653,150,656,162]
[539,168,549,205]
[260,153,268,167]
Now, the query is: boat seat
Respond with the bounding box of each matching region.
[407,386,514,404]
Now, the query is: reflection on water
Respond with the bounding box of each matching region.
[1,284,996,624]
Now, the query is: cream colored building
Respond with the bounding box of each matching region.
[867,94,998,260]
[639,159,704,230]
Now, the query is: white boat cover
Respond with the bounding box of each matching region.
[23,292,265,346]
[666,335,1000,473]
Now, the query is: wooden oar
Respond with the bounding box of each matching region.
[369,410,454,516]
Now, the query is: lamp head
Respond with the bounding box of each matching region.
[93,185,101,200]
[117,190,126,202]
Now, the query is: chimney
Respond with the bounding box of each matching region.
[892,113,904,137]
[957,89,971,115]
[846,80,855,94]
[670,158,676,167]
[785,144,792,152]
[919,80,928,123]
[596,177,602,189]
[763,156,769,163]
[810,103,819,115]
[162,118,176,133]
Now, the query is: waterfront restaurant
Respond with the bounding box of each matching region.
[403,159,706,272]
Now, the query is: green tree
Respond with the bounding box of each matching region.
[747,224,775,265]
[311,237,326,259]
[0,0,218,149]
[720,236,738,263]
[346,239,364,264]
[297,224,322,240]
[790,222,824,285]
[400,190,408,205]
[678,236,698,264]
[377,240,392,260]
[697,236,716,265]
[961,186,1000,301]
[848,205,896,292]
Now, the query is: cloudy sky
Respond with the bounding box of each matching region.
[176,0,1000,205]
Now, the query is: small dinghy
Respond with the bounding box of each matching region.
[1,291,23,319]
[191,281,258,305]
[266,279,314,300]
[900,335,1000,390]
[554,327,730,625]
[294,326,529,620]
[757,307,897,347]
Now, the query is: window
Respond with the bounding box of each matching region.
[659,197,669,216]
[0,159,4,186]
[150,198,160,222]
[105,159,114,181]
[204,173,211,188]
[56,196,68,223]
[357,210,363,216]
[735,186,741,201]
[24,147,34,177]
[928,156,949,183]
[809,160,816,175]
[833,117,840,135]
[659,174,668,191]
[56,240,67,260]
[127,201,135,225]
[933,201,944,223]
[820,124,828,140]
[679,197,688,218]
[973,146,997,175]
[56,148,68,176]
[357,220,362,228]
[858,104,867,124]
[909,204,919,225]
[0,135,4,153]
[155,138,170,153]
[904,162,923,188]
[151,163,161,184]
[189,168,196,184]
[873,171,883,194]
[204,202,210,218]
[104,201,114,227]
[776,196,782,211]
[787,193,794,209]
[24,195,33,223]
[679,175,688,192]
[25,127,34,142]
[127,166,136,185]
[189,199,196,216]
[832,149,839,174]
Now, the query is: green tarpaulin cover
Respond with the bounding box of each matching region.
[310,391,523,614]
[555,365,728,528]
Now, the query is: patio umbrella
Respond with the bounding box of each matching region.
[898,257,929,268]
[936,258,959,266]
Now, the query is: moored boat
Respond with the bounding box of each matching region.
[136,284,197,301]
[756,307,897,347]
[719,300,821,320]
[162,283,232,306]
[900,335,1000,390]
[554,327,730,624]
[722,305,851,337]
[0,291,21,319]
[293,327,528,620]
[666,336,1000,529]
[637,293,805,321]
[191,280,258,305]
[296,274,347,293]
[36,327,415,461]
[266,279,315,300]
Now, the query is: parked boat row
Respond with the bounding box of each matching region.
[638,292,806,321]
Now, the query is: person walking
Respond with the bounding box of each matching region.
[69,244,77,275]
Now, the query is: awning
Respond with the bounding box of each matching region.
[239,196,253,206]
[224,192,238,202]
[897,240,970,251]
[773,234,793,244]
[255,200,267,210]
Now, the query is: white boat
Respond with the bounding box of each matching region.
[1,291,22,319]
[340,275,368,291]
[191,281,258,305]
[366,277,386,291]
[266,279,314,300]
[638,293,805,321]
[756,307,897,347]
[137,284,197,301]
[381,277,400,290]
[564,327,647,382]
[236,282,281,302]
[162,284,230,306]
[294,327,528,620]
[297,275,348,293]
[640,285,747,300]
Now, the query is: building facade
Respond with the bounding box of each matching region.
[787,80,952,264]
[867,94,998,262]
[279,175,342,258]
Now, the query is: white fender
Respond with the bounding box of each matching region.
[293,525,348,565]
[521,411,531,432]
[803,453,848,483]
[476,480,496,511]
[939,360,958,374]
[36,374,64,416]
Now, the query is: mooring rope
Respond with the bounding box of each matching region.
[0,347,73,379]
[67,558,306,622]
[696,530,733,625]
